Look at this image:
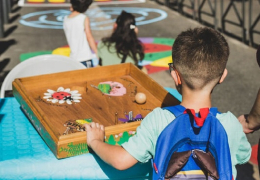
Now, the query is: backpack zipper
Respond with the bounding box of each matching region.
[160,140,218,179]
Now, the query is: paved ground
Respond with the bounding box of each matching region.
[0,0,260,179]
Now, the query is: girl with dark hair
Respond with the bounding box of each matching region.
[98,11,147,73]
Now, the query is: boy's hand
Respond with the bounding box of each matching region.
[85,122,105,148]
[238,115,254,134]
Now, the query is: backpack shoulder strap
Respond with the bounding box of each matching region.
[163,105,186,118]
[209,107,218,117]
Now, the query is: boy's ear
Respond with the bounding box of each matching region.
[219,68,228,84]
[171,70,181,86]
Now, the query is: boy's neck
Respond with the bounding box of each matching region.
[69,11,80,18]
[180,87,212,113]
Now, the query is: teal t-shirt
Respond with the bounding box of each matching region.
[97,41,137,66]
[122,107,251,179]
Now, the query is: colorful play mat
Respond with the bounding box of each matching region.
[20,37,174,74]
[18,0,144,6]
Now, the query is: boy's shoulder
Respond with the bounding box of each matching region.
[146,107,236,122]
[158,107,243,134]
[140,107,176,132]
[216,111,248,141]
[76,13,87,19]
[216,111,242,130]
[71,13,87,19]
[147,107,176,120]
[63,13,87,23]
[143,107,244,136]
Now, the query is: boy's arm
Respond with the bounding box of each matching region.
[235,129,252,164]
[85,122,138,170]
[84,17,98,56]
[238,88,260,133]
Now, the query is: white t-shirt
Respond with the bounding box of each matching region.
[63,13,92,62]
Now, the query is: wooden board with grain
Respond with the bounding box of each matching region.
[13,63,179,159]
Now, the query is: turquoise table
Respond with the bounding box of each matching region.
[0,97,152,180]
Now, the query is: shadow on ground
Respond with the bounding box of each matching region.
[9,14,20,24]
[0,59,11,96]
[0,39,17,55]
[4,26,18,38]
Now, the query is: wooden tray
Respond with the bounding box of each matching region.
[13,63,179,159]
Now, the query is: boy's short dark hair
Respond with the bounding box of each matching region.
[70,0,92,13]
[172,27,229,90]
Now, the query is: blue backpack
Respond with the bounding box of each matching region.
[152,105,233,180]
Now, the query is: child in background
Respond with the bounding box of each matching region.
[85,27,251,179]
[63,0,97,68]
[98,11,147,73]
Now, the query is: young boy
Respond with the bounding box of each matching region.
[85,27,251,179]
[63,0,97,68]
